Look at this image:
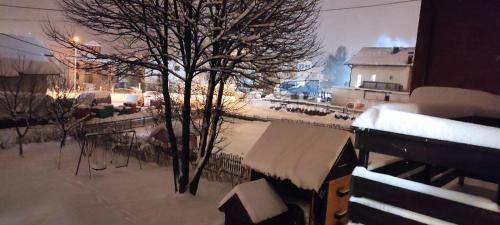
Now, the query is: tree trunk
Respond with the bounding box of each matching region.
[179,78,192,193]
[161,71,181,192]
[15,124,25,157]
[58,131,67,169]
[189,78,225,195]
[198,72,216,158]
[18,136,24,157]
[159,0,180,192]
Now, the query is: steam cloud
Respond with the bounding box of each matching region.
[374,33,416,47]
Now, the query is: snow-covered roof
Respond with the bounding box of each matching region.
[0,34,61,77]
[352,104,500,149]
[352,167,500,213]
[345,47,415,66]
[219,179,288,224]
[242,120,352,191]
[410,86,500,119]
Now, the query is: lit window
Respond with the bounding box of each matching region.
[372,74,377,81]
[356,74,362,87]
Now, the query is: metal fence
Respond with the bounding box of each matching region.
[82,116,154,133]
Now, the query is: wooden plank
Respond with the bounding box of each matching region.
[411,0,434,91]
[352,176,500,224]
[355,130,500,181]
[325,175,351,225]
[371,160,423,177]
[348,201,426,225]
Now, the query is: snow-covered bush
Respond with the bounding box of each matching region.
[0,124,62,149]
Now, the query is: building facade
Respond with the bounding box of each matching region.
[346,47,415,92]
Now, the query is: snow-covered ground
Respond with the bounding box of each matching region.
[0,140,232,225]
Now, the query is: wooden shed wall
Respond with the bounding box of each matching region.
[412,0,500,94]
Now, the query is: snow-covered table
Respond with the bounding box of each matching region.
[352,100,500,204]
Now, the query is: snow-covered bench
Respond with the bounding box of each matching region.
[352,87,500,204]
[349,167,500,225]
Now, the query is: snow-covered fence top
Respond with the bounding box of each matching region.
[242,120,352,191]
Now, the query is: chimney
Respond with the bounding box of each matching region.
[392,47,400,54]
[407,51,414,64]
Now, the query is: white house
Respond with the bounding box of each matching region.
[345,47,415,92]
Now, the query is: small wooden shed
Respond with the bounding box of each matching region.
[219,179,289,225]
[242,120,357,225]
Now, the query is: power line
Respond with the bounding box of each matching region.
[320,0,420,12]
[0,18,70,23]
[0,43,44,56]
[0,33,69,56]
[0,1,420,13]
[0,3,63,12]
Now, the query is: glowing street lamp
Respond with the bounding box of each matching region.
[72,36,79,90]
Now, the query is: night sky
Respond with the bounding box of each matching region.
[0,0,421,57]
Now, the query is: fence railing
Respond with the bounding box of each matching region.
[82,116,155,133]
[203,152,251,186]
[225,112,354,132]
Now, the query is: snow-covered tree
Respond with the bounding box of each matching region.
[45,0,321,194]
[47,76,87,169]
[0,60,45,157]
[322,46,350,87]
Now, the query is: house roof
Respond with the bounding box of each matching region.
[219,179,288,224]
[0,34,61,77]
[345,47,415,66]
[242,120,352,191]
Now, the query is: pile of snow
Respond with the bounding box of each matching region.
[410,86,500,119]
[352,104,500,149]
[352,167,500,213]
[219,179,287,223]
[243,120,352,191]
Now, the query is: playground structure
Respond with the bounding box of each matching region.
[75,129,138,176]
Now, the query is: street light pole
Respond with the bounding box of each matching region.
[74,47,77,89]
[72,36,80,90]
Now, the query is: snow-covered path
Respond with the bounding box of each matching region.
[0,140,231,225]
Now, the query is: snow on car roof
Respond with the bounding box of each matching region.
[243,120,352,191]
